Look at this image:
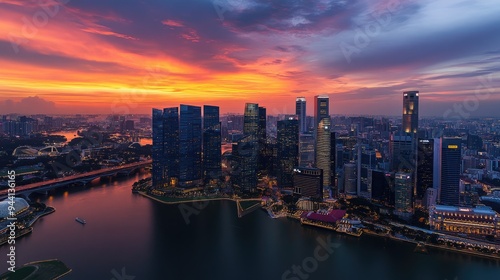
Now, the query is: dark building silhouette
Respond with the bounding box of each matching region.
[152,107,179,188]
[467,134,483,150]
[296,97,307,134]
[258,106,268,174]
[416,139,434,203]
[359,149,377,198]
[232,135,258,192]
[390,132,414,172]
[330,132,337,197]
[370,170,395,207]
[179,105,202,187]
[277,118,299,188]
[233,103,260,192]
[438,137,462,206]
[203,105,221,181]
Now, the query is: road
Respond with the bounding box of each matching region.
[0,160,152,197]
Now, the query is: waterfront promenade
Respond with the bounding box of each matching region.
[138,192,262,217]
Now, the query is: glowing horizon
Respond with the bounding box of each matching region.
[1,0,499,116]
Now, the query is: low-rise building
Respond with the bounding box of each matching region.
[429,205,500,238]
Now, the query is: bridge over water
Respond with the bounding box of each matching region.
[0,160,152,200]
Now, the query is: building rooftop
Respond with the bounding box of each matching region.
[434,205,498,216]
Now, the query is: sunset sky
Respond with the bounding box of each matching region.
[0,0,499,116]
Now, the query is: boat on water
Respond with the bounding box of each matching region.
[75,217,86,224]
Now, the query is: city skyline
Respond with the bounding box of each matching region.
[2,1,500,279]
[1,1,500,116]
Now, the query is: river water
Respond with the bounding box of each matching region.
[1,172,499,280]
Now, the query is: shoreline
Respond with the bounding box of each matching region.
[138,191,500,261]
[0,206,55,247]
[138,191,238,204]
[363,229,500,261]
[27,207,56,227]
[137,191,261,205]
[0,227,33,246]
[138,192,262,217]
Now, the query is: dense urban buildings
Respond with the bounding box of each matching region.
[3,1,500,278]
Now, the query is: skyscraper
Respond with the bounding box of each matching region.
[232,135,258,192]
[395,172,413,214]
[314,95,329,134]
[369,170,395,207]
[299,134,315,167]
[358,149,377,199]
[203,105,221,181]
[416,139,434,204]
[402,91,419,134]
[330,132,337,197]
[437,137,462,206]
[277,117,299,188]
[314,95,331,187]
[258,106,268,174]
[152,107,179,188]
[179,105,202,187]
[316,118,332,187]
[390,132,414,172]
[243,103,259,138]
[296,97,307,134]
[233,103,260,192]
[344,163,357,195]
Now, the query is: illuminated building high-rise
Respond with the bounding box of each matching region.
[402,91,419,134]
[314,95,331,187]
[233,103,260,192]
[277,117,299,188]
[179,105,202,187]
[314,95,329,134]
[316,118,332,187]
[395,172,413,214]
[296,97,307,134]
[436,137,462,206]
[152,107,179,188]
[243,103,259,138]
